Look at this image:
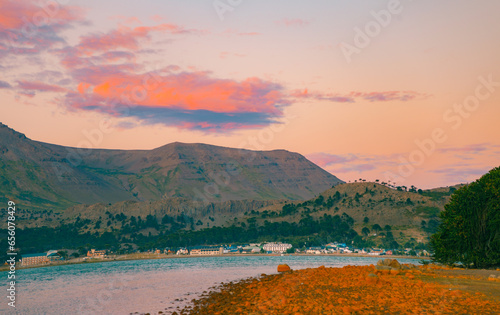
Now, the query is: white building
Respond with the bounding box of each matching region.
[262,242,292,253]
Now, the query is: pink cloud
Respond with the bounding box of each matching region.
[110,15,142,25]
[290,89,354,103]
[353,91,429,102]
[219,51,246,59]
[291,89,428,103]
[276,18,310,27]
[437,143,490,154]
[307,153,360,167]
[222,29,261,36]
[307,152,401,175]
[330,164,376,174]
[17,80,68,93]
[0,80,11,88]
[0,0,84,58]
[0,0,83,30]
[238,32,261,36]
[151,15,164,22]
[75,23,197,56]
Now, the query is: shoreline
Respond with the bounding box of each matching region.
[0,253,428,272]
[174,262,500,314]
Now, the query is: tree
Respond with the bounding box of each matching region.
[372,224,382,233]
[384,225,392,232]
[315,195,324,206]
[361,227,370,236]
[57,251,68,259]
[430,167,500,268]
[363,217,369,224]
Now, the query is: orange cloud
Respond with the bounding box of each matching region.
[68,69,287,115]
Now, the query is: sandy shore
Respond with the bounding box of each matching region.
[170,262,500,315]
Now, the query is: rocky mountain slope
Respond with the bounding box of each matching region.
[0,123,342,209]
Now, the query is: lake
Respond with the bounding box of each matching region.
[1,255,421,314]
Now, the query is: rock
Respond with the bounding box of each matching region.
[277,264,291,272]
[377,259,401,269]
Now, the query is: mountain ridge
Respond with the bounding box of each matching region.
[0,122,343,208]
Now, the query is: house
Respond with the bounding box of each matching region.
[226,245,239,253]
[47,250,63,262]
[164,248,175,254]
[262,242,292,253]
[87,249,106,259]
[21,253,49,266]
[176,248,189,255]
[189,246,224,255]
[305,246,323,254]
[22,250,62,266]
[368,248,384,256]
[242,245,261,253]
[354,248,367,254]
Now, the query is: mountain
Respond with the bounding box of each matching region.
[0,123,342,209]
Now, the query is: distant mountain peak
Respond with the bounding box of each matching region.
[0,122,27,139]
[0,124,343,209]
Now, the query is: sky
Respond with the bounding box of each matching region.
[1,0,499,189]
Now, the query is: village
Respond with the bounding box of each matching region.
[171,242,430,257]
[15,242,430,267]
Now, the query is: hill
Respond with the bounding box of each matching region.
[5,182,462,255]
[0,122,342,209]
[245,182,461,246]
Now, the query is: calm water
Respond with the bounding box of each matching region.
[1,255,420,315]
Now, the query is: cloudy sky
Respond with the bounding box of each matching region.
[1,0,499,189]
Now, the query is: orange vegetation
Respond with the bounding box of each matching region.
[174,264,500,315]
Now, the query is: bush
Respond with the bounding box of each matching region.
[430,167,500,268]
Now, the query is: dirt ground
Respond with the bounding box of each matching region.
[417,266,500,303]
